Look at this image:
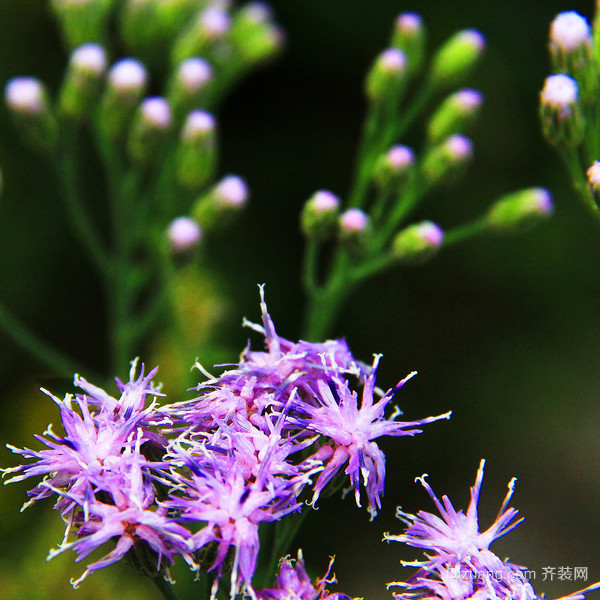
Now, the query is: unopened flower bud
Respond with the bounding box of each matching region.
[392,221,443,264]
[167,216,203,253]
[426,89,483,144]
[373,145,415,192]
[551,11,592,52]
[172,6,231,64]
[429,29,485,90]
[549,11,597,102]
[539,74,584,148]
[366,48,408,103]
[5,77,58,152]
[100,58,148,141]
[168,58,213,116]
[391,13,426,76]
[109,57,147,94]
[191,175,248,229]
[127,97,172,166]
[300,190,341,240]
[59,43,107,120]
[487,188,553,232]
[215,175,248,207]
[230,2,285,66]
[50,0,113,49]
[338,208,369,254]
[587,161,600,201]
[421,134,473,187]
[175,110,217,190]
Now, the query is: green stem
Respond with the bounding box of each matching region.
[347,103,386,209]
[0,301,89,376]
[302,239,320,293]
[264,510,313,589]
[561,148,600,223]
[373,180,423,254]
[109,169,143,376]
[443,217,490,246]
[56,124,109,275]
[391,80,435,141]
[302,249,352,341]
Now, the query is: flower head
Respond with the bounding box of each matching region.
[550,11,592,53]
[291,355,450,519]
[256,550,356,600]
[384,461,600,600]
[540,74,579,117]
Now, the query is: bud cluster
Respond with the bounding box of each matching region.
[5,0,284,260]
[300,11,549,331]
[2,0,283,378]
[540,7,600,221]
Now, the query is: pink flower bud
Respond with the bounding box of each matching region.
[71,43,107,75]
[340,208,368,233]
[141,97,172,130]
[540,74,579,117]
[5,77,44,114]
[215,176,248,207]
[168,217,203,252]
[178,58,213,92]
[109,58,147,92]
[550,11,592,52]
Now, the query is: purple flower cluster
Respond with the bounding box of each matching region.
[3,290,449,597]
[385,460,599,600]
[256,551,353,600]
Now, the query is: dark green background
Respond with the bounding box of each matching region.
[0,1,599,599]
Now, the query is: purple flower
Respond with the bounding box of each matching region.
[164,286,365,433]
[45,435,193,587]
[256,550,356,600]
[385,461,600,600]
[292,355,450,519]
[390,459,522,565]
[3,360,165,510]
[165,442,308,600]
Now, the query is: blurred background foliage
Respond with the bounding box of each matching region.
[0,0,599,599]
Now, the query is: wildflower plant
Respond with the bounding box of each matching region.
[3,292,449,598]
[0,2,596,600]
